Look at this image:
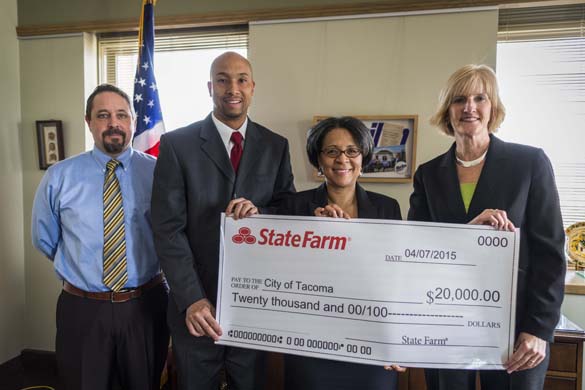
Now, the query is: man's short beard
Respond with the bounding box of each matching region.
[224,109,244,117]
[104,141,125,154]
[102,128,127,154]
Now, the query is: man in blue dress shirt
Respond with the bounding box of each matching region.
[32,84,169,390]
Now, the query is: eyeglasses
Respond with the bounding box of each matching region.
[321,147,362,159]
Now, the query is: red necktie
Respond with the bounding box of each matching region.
[230,131,243,173]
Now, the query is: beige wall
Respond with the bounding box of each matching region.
[19,33,96,350]
[0,0,25,363]
[250,9,498,213]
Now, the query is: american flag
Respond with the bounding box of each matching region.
[132,0,165,157]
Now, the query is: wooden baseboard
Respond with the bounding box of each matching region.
[0,349,57,377]
[20,349,57,372]
[0,353,22,372]
[0,349,59,389]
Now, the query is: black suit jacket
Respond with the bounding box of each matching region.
[280,182,402,220]
[151,114,295,312]
[408,135,565,342]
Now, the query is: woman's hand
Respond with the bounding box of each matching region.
[469,209,515,231]
[383,364,407,372]
[314,204,351,219]
[504,332,547,373]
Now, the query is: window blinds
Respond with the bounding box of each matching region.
[99,26,248,86]
[499,3,585,41]
[497,37,585,228]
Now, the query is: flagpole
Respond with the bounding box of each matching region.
[133,0,165,157]
[138,0,157,60]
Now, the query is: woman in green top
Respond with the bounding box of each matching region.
[408,64,565,390]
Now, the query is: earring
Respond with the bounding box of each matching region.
[317,167,324,176]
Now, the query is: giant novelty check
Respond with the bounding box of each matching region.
[216,214,519,369]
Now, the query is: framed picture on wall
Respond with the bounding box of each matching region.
[313,115,418,183]
[36,120,65,170]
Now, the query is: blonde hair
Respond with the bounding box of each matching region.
[430,64,506,136]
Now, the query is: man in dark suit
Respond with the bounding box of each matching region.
[151,52,295,390]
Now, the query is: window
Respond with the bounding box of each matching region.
[497,4,585,228]
[99,27,248,131]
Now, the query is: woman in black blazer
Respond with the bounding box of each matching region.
[409,65,565,390]
[280,116,403,390]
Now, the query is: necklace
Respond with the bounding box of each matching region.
[456,150,487,168]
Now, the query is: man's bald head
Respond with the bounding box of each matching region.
[210,52,253,80]
[208,52,255,129]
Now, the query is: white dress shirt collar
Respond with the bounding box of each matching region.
[211,113,248,154]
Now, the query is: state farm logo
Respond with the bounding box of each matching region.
[231,227,348,250]
[232,227,257,244]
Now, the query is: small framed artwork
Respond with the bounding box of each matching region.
[313,115,418,183]
[36,120,65,170]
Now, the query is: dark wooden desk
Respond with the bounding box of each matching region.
[545,330,585,390]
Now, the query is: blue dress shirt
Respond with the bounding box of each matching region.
[32,146,160,292]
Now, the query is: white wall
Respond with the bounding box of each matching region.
[19,33,96,350]
[0,0,25,363]
[249,9,498,213]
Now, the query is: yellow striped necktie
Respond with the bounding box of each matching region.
[103,159,128,292]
